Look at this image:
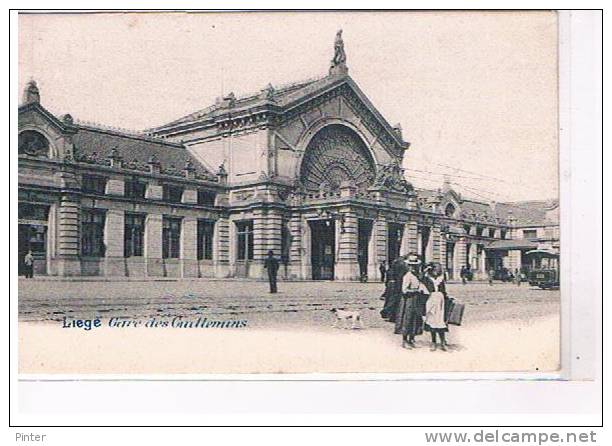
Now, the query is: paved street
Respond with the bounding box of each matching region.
[18,279,560,374]
[18,279,559,327]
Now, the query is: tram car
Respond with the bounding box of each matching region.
[525,249,560,289]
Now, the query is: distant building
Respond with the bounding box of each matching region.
[416,184,559,279]
[17,32,558,280]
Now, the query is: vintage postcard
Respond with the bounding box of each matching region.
[17,10,561,375]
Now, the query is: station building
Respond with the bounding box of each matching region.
[17,34,559,281]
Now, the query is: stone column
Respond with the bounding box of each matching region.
[301,216,312,280]
[439,230,447,270]
[288,212,303,279]
[266,211,284,279]
[214,216,230,278]
[423,227,434,263]
[431,225,441,263]
[508,249,522,272]
[400,222,411,257]
[373,215,388,274]
[181,217,198,277]
[104,209,125,277]
[404,221,418,255]
[335,210,359,280]
[366,219,378,281]
[251,209,267,279]
[479,244,487,275]
[55,192,81,276]
[145,214,163,277]
[454,237,467,279]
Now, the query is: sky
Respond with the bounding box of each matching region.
[18,11,559,202]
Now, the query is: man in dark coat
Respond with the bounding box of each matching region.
[263,250,280,294]
[380,255,410,322]
[379,261,387,283]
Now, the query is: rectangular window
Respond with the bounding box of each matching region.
[81,209,106,257]
[500,229,507,240]
[236,220,254,261]
[125,180,147,199]
[197,220,215,260]
[523,229,538,240]
[82,175,107,194]
[124,213,145,257]
[163,185,183,203]
[197,189,216,206]
[162,217,182,259]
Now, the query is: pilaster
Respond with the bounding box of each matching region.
[145,213,163,277]
[335,210,359,280]
[104,209,125,276]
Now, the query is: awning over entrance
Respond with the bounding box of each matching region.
[485,239,538,251]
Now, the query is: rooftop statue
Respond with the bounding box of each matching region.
[332,30,346,65]
[329,30,348,76]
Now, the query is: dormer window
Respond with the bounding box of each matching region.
[444,203,456,217]
[18,130,49,157]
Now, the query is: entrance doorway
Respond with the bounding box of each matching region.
[310,219,335,280]
[388,223,403,264]
[358,219,373,279]
[18,224,47,276]
[234,220,253,278]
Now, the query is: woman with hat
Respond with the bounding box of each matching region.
[395,253,428,349]
[421,262,450,351]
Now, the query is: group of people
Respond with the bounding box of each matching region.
[380,253,451,351]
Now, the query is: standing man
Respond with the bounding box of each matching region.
[488,268,495,286]
[515,268,522,286]
[24,250,34,279]
[379,261,387,283]
[263,250,280,294]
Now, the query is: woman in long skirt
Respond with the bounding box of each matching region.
[422,262,449,351]
[380,255,409,322]
[394,254,427,347]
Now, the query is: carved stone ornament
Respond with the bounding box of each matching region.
[373,161,414,194]
[299,124,375,194]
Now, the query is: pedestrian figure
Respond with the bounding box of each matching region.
[460,265,468,285]
[380,255,410,323]
[396,254,427,349]
[24,250,34,279]
[263,250,279,294]
[515,268,521,286]
[422,262,449,351]
[379,261,387,283]
[488,268,494,286]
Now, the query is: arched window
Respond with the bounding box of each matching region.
[299,124,375,194]
[18,130,49,157]
[444,203,456,217]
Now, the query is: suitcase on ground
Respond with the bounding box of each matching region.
[447,301,465,326]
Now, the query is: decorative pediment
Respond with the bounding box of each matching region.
[276,77,408,160]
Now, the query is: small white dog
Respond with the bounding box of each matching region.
[331,308,364,329]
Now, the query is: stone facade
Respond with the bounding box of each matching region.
[17,35,558,281]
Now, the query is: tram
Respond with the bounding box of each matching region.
[525,249,560,289]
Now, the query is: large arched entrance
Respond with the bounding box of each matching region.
[299,124,376,279]
[299,124,375,194]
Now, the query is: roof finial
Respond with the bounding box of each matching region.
[329,29,348,76]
